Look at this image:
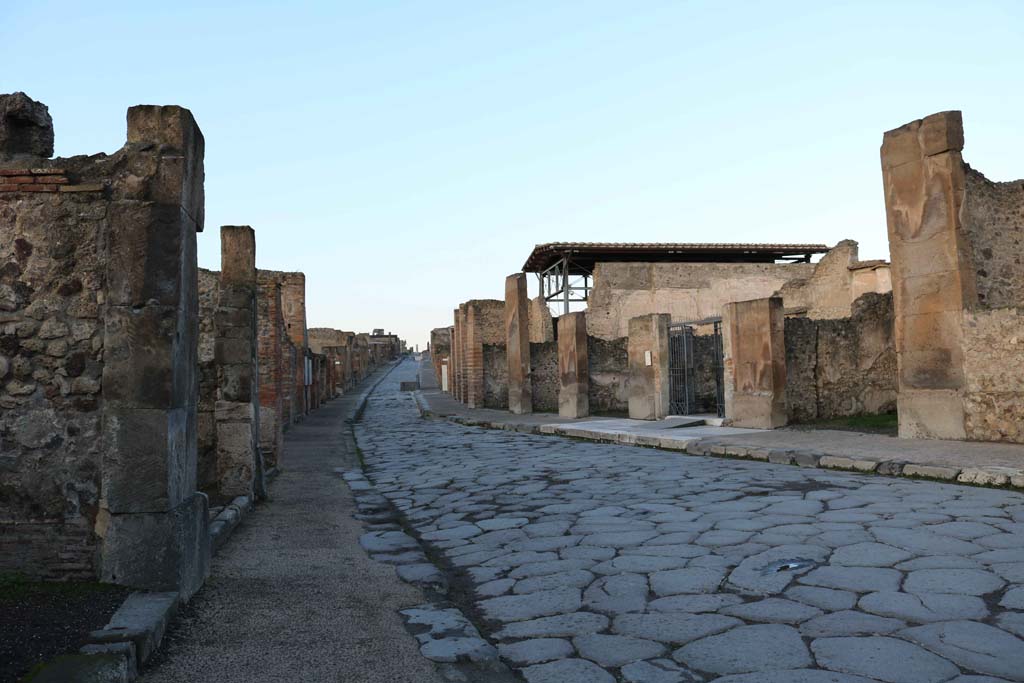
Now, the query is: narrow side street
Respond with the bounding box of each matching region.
[141,367,443,683]
[356,359,1024,683]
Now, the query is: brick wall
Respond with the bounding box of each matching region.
[256,271,284,467]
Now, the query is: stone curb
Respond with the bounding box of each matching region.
[26,591,180,682]
[419,408,1024,492]
[209,494,253,554]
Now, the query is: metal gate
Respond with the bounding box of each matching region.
[668,319,725,417]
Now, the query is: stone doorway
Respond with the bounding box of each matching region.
[668,319,724,417]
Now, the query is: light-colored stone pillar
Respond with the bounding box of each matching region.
[722,296,787,429]
[506,273,533,414]
[214,226,265,500]
[880,111,970,439]
[627,313,671,420]
[557,312,589,418]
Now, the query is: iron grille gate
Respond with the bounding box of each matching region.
[668,320,725,418]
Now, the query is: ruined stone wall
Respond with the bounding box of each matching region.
[587,336,628,414]
[784,293,897,423]
[777,241,892,319]
[962,308,1024,442]
[430,327,451,389]
[1,96,209,594]
[529,295,555,343]
[196,268,220,494]
[482,343,508,409]
[529,341,558,412]
[963,168,1024,309]
[587,261,815,340]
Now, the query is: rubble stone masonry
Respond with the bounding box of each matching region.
[256,271,286,468]
[0,94,209,594]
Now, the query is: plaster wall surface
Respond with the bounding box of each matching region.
[587,261,814,340]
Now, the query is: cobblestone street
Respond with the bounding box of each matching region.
[355,361,1024,683]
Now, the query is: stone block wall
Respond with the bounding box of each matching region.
[881,110,1024,443]
[455,299,504,409]
[777,240,892,319]
[785,292,897,422]
[627,314,670,421]
[0,94,209,595]
[588,335,628,415]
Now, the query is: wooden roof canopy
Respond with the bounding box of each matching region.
[522,242,831,273]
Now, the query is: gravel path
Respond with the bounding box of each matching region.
[141,369,444,683]
[357,359,1024,683]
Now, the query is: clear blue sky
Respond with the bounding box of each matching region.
[3,2,1022,349]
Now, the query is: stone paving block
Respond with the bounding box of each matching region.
[720,597,822,624]
[830,542,912,567]
[650,567,726,596]
[497,639,574,666]
[514,569,594,595]
[620,658,704,683]
[583,573,648,614]
[493,612,609,640]
[900,621,1024,681]
[811,635,959,683]
[785,586,858,612]
[674,623,811,675]
[573,633,666,668]
[903,568,1005,595]
[521,658,615,683]
[612,613,741,645]
[799,566,902,593]
[798,610,906,638]
[648,594,744,613]
[903,463,962,481]
[858,591,988,623]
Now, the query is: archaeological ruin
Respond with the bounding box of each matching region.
[434,126,1022,447]
[0,92,406,593]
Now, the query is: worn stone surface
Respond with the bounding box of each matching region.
[358,360,1024,682]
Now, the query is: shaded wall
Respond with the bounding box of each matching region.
[529,341,558,412]
[483,343,508,409]
[785,292,897,422]
[587,336,628,414]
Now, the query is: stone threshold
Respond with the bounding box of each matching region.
[418,403,1024,492]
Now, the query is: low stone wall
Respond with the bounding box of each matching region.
[587,336,628,415]
[785,292,897,422]
[529,341,558,412]
[482,343,508,409]
[963,307,1024,443]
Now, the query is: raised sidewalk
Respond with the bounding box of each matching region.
[417,361,1024,490]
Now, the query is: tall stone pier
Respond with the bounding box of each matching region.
[505,273,532,414]
[627,313,670,420]
[557,311,589,418]
[214,226,264,499]
[722,297,787,429]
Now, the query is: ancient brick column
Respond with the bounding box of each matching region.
[627,313,671,420]
[100,105,211,596]
[464,302,485,408]
[722,297,787,428]
[452,306,463,402]
[256,272,284,469]
[278,273,308,417]
[506,273,533,414]
[558,312,589,418]
[880,111,971,439]
[214,226,264,499]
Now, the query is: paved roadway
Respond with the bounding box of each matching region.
[357,360,1024,683]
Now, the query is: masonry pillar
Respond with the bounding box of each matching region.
[256,273,284,469]
[880,111,971,439]
[100,105,210,598]
[722,297,787,429]
[214,226,264,500]
[464,302,484,408]
[558,312,589,418]
[627,313,671,420]
[505,273,533,414]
